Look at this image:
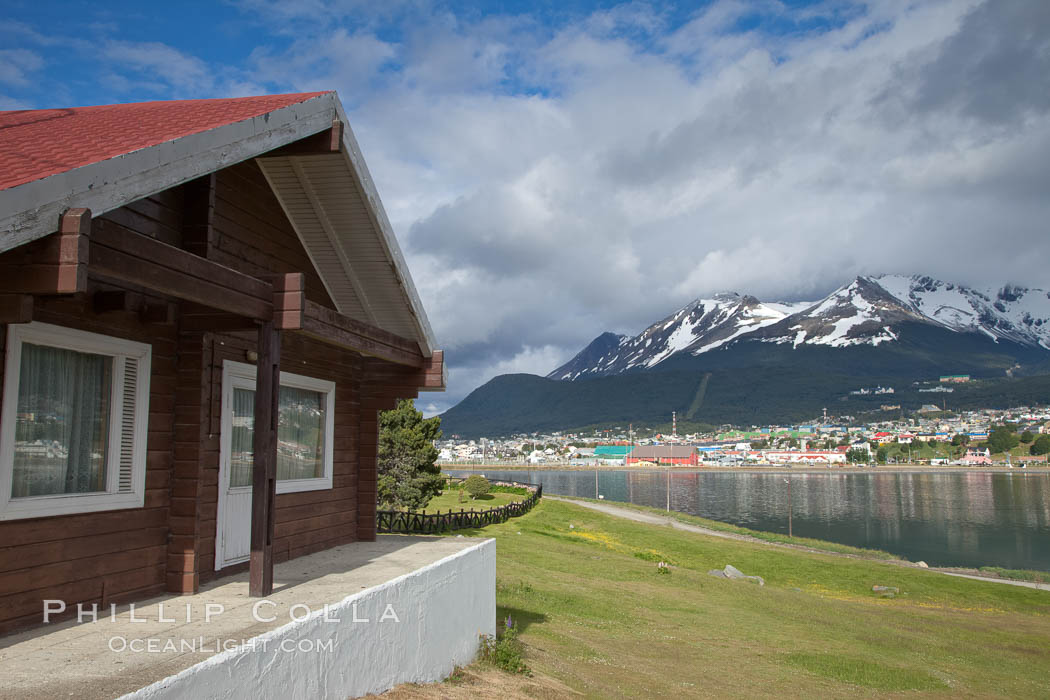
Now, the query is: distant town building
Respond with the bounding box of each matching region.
[627,445,698,466]
[764,450,847,465]
[939,375,971,383]
[961,447,992,465]
[594,445,630,459]
[850,440,872,453]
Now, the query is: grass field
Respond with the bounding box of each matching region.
[407,489,526,512]
[566,497,902,560]
[392,498,1050,698]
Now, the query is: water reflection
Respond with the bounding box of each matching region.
[448,469,1050,571]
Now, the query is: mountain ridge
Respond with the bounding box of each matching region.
[440,274,1050,437]
[548,275,1050,381]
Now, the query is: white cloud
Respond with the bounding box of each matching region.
[102,41,216,94]
[263,0,1048,413]
[0,49,43,87]
[8,1,1047,415]
[426,344,569,417]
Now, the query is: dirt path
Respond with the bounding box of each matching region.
[547,496,1050,592]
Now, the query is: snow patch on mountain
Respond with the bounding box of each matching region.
[874,275,1050,349]
[764,300,817,316]
[548,275,1050,381]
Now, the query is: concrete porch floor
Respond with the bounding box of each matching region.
[0,535,486,700]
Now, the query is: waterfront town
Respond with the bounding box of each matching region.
[438,405,1050,468]
[3,3,1049,698]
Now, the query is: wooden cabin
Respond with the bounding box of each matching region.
[0,92,444,634]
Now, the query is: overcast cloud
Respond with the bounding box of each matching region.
[4,0,1049,414]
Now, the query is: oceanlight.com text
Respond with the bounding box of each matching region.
[107,636,336,654]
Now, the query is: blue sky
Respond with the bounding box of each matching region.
[3,1,1048,415]
[1,0,853,108]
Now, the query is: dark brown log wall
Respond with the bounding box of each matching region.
[209,161,335,309]
[0,293,177,635]
[0,154,413,631]
[192,331,363,586]
[173,161,368,587]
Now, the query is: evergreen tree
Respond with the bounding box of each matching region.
[1020,430,1034,444]
[1030,435,1050,456]
[845,448,869,464]
[984,425,1019,455]
[377,399,444,510]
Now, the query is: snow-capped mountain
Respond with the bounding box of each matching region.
[549,275,1050,380]
[547,294,810,380]
[874,275,1050,348]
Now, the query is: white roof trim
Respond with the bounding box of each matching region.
[287,155,378,324]
[0,91,438,356]
[332,98,438,356]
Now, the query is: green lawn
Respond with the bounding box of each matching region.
[457,499,1050,698]
[409,489,526,512]
[568,497,900,560]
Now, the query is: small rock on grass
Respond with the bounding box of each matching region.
[724,564,746,579]
[719,564,765,586]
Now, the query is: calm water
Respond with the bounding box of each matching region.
[447,468,1050,571]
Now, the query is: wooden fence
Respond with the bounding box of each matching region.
[376,480,542,534]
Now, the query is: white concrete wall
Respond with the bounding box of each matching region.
[121,539,496,700]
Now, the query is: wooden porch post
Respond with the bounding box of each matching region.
[250,321,281,596]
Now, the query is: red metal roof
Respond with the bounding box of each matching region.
[0,92,331,192]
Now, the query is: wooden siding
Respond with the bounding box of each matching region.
[0,155,422,632]
[0,292,177,634]
[98,188,185,248]
[210,161,336,310]
[195,331,363,585]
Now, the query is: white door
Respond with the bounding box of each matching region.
[215,365,256,570]
[215,360,335,570]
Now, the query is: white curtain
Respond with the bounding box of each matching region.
[277,386,324,480]
[229,387,254,488]
[12,342,111,497]
[229,385,325,485]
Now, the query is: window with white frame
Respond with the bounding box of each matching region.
[0,322,151,520]
[222,361,334,494]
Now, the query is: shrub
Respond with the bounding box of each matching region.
[979,566,1050,584]
[634,550,676,565]
[985,425,1019,454]
[479,617,530,675]
[464,475,491,499]
[845,448,869,464]
[1030,435,1050,456]
[489,485,529,495]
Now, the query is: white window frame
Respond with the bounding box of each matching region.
[221,361,335,495]
[0,322,151,520]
